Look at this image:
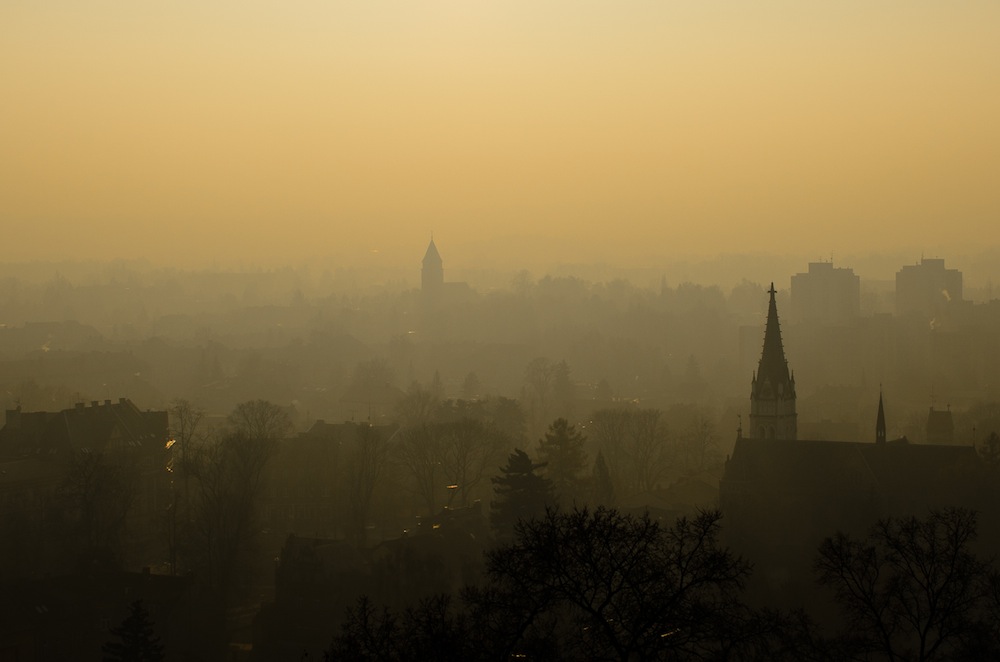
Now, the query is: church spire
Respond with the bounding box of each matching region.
[749,282,797,440]
[757,283,791,389]
[876,388,886,444]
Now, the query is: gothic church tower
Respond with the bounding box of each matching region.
[750,284,797,439]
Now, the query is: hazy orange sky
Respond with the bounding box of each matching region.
[3,1,998,269]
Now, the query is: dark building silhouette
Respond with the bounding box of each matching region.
[0,399,170,576]
[0,398,168,459]
[721,428,979,604]
[790,261,860,325]
[749,284,797,440]
[896,257,963,318]
[723,286,983,604]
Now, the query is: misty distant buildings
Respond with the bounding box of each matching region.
[748,284,797,440]
[790,261,860,325]
[896,257,963,318]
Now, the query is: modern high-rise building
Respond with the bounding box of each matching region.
[895,258,962,318]
[790,261,860,324]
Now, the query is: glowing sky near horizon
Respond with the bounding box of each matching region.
[2,1,998,267]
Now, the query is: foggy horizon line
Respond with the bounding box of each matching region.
[3,243,1000,288]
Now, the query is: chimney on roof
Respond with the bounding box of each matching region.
[119,397,127,405]
[104,399,111,406]
[76,402,85,411]
[91,401,99,408]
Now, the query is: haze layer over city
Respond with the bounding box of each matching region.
[3,1,1000,271]
[3,3,1000,661]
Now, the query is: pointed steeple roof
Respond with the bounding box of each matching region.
[423,238,442,267]
[876,389,887,444]
[755,283,792,391]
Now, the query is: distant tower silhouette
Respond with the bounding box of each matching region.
[876,389,886,444]
[422,238,444,293]
[750,283,797,440]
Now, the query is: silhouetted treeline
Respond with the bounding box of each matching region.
[323,507,1000,661]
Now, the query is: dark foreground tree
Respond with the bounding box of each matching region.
[326,507,783,661]
[816,508,1000,661]
[485,507,768,661]
[102,599,164,662]
[327,595,473,662]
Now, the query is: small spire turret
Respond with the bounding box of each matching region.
[876,388,886,444]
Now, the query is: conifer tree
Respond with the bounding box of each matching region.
[102,599,164,662]
[536,418,588,501]
[490,448,554,540]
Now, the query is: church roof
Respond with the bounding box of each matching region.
[723,437,978,497]
[422,239,442,266]
[753,283,793,396]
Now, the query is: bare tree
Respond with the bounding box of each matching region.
[816,508,998,661]
[183,427,278,605]
[439,419,509,508]
[591,408,672,496]
[485,508,758,661]
[59,450,138,566]
[347,423,392,546]
[397,419,510,516]
[395,382,441,429]
[227,398,292,442]
[669,403,719,475]
[166,399,204,575]
[396,425,443,516]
